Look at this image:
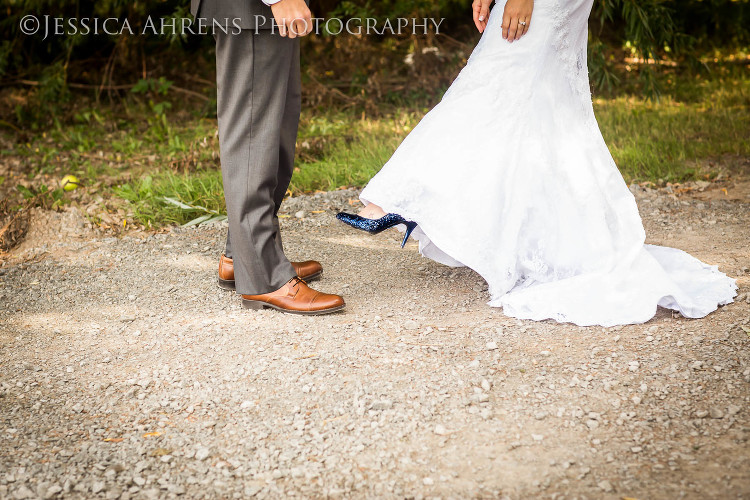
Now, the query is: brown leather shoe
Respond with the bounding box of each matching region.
[242,277,345,315]
[292,260,324,282]
[218,255,323,290]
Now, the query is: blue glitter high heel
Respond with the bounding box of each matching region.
[336,212,418,248]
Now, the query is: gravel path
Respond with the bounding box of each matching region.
[1,187,749,499]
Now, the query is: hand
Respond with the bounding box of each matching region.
[271,0,313,38]
[502,0,534,42]
[472,0,492,33]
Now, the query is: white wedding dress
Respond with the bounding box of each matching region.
[359,0,737,326]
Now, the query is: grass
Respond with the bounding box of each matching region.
[292,75,750,194]
[114,170,226,227]
[596,75,749,182]
[290,112,422,192]
[299,72,749,191]
[2,69,747,228]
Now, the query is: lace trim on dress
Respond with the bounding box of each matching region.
[551,0,595,121]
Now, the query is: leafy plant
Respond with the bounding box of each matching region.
[114,170,226,226]
[131,77,174,96]
[162,196,227,227]
[15,183,67,210]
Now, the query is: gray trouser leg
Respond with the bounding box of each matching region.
[215,29,299,294]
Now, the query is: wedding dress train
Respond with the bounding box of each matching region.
[358,0,737,326]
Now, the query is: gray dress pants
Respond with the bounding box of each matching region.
[214,29,299,294]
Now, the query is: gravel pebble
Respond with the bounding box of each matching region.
[195,447,210,461]
[710,407,725,419]
[598,480,614,493]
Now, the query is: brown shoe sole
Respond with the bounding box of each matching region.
[241,299,345,316]
[218,271,322,291]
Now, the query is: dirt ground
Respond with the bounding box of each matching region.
[0,180,749,499]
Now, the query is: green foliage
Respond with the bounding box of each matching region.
[0,0,750,104]
[162,196,227,227]
[3,69,746,227]
[590,1,674,99]
[597,81,750,182]
[308,72,750,187]
[587,0,748,98]
[131,77,173,96]
[110,72,748,226]
[587,39,621,94]
[15,182,67,210]
[291,113,416,192]
[114,171,226,226]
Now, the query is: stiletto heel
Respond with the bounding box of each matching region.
[401,221,418,248]
[336,212,418,248]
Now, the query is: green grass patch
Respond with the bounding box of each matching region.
[114,170,225,227]
[596,76,749,183]
[290,111,422,193]
[4,71,747,227]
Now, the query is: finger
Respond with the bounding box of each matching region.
[480,6,489,24]
[522,19,530,36]
[472,0,483,32]
[515,18,525,40]
[301,11,312,36]
[277,18,287,37]
[502,12,511,39]
[292,18,305,37]
[507,18,519,42]
[287,20,297,38]
[473,14,482,33]
[476,11,489,33]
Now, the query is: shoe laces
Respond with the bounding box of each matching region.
[288,276,306,288]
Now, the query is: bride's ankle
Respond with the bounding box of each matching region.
[358,204,387,219]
